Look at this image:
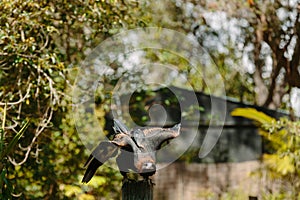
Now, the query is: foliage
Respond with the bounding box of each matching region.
[1,0,299,199]
[0,0,149,199]
[232,108,300,199]
[0,104,29,199]
[152,0,300,110]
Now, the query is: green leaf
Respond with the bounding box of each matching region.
[63,185,82,197]
[264,154,295,175]
[0,102,7,160]
[0,119,30,161]
[231,108,275,125]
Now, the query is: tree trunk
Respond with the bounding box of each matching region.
[122,180,154,200]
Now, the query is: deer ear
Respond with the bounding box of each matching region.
[113,119,129,134]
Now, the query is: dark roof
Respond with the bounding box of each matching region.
[105,86,290,163]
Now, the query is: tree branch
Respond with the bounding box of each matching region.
[0,83,32,106]
[287,12,300,88]
[8,106,54,166]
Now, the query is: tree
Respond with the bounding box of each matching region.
[150,0,300,111]
[232,108,300,199]
[248,1,300,109]
[0,0,149,199]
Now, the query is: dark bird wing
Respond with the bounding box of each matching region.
[82,132,138,183]
[82,141,118,183]
[138,123,181,150]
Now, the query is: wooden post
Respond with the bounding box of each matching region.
[122,180,154,200]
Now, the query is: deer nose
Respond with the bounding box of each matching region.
[141,162,156,172]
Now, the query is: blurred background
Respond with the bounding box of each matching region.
[0,0,299,199]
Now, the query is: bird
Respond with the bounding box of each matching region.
[82,119,181,183]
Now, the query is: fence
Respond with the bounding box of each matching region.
[153,161,278,200]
